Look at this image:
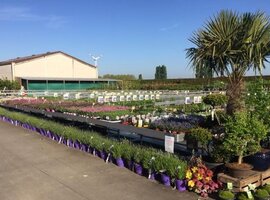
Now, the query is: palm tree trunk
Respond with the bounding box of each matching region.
[226,78,245,115]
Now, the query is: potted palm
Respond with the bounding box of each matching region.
[223,112,267,178]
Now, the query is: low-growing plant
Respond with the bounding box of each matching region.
[218,190,235,200]
[237,192,254,200]
[254,189,269,199]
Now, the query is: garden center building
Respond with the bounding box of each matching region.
[0,51,116,90]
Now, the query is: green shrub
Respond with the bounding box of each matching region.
[203,94,228,108]
[262,184,270,194]
[185,127,212,152]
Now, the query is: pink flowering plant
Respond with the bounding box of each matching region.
[186,156,220,198]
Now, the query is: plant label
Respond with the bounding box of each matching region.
[165,135,174,153]
[139,95,144,100]
[137,119,143,128]
[155,94,160,100]
[89,93,95,99]
[150,95,155,100]
[145,95,149,100]
[246,191,253,199]
[227,182,233,190]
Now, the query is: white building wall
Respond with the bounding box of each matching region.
[0,64,12,80]
[13,53,97,79]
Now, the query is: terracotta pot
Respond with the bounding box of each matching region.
[225,162,253,178]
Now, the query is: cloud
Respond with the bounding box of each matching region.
[0,6,68,28]
[160,23,179,32]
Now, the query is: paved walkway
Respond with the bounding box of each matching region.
[0,120,199,200]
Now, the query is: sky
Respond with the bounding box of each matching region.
[0,0,270,79]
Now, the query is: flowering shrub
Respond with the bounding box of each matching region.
[186,157,220,198]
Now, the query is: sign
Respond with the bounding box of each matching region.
[150,95,155,100]
[63,93,69,100]
[126,95,131,101]
[155,94,160,100]
[120,96,125,101]
[111,96,117,102]
[165,135,174,153]
[104,96,110,103]
[145,95,149,100]
[139,95,144,100]
[53,93,58,97]
[132,95,137,101]
[185,97,191,104]
[89,94,95,99]
[97,96,104,103]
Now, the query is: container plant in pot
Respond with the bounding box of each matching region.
[185,127,212,154]
[111,142,125,167]
[237,192,254,200]
[223,112,268,178]
[133,147,144,175]
[186,156,219,198]
[141,147,158,179]
[175,160,188,192]
[254,189,270,200]
[121,140,135,170]
[218,190,235,200]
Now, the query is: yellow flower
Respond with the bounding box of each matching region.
[188,180,195,188]
[197,173,203,180]
[205,176,211,182]
[191,167,198,173]
[186,170,192,179]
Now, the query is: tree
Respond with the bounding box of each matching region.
[155,65,167,80]
[186,10,270,115]
[138,74,143,80]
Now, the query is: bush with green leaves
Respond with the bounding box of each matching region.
[203,94,228,108]
[262,184,270,194]
[223,112,268,164]
[185,127,212,152]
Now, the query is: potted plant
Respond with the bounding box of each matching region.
[218,190,235,200]
[262,184,270,194]
[133,147,144,175]
[111,143,125,167]
[223,112,268,178]
[254,189,270,200]
[237,192,254,200]
[185,127,212,153]
[175,160,188,192]
[186,156,219,198]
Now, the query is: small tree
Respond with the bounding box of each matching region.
[138,74,143,80]
[203,94,228,108]
[155,65,167,79]
[223,112,267,164]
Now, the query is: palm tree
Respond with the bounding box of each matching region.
[186,10,270,115]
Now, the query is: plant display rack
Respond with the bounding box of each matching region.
[217,172,261,192]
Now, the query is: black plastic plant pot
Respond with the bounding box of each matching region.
[245,152,270,171]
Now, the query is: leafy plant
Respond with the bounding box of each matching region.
[203,94,228,108]
[255,189,269,199]
[223,112,268,164]
[237,192,254,200]
[185,127,212,152]
[218,190,235,200]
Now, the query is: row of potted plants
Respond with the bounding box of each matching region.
[0,107,196,193]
